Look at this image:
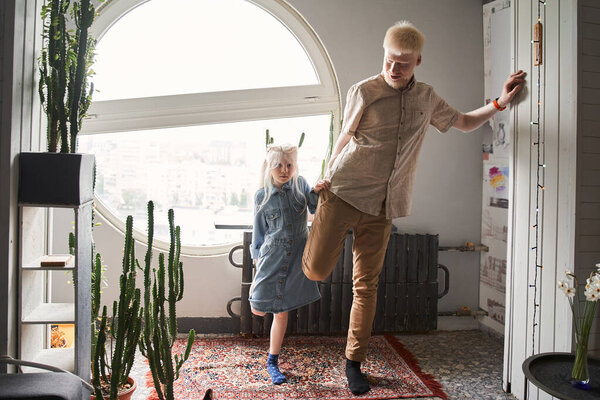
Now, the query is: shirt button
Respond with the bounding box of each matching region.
[277,295,282,299]
[287,252,291,256]
[279,279,284,283]
[282,266,287,270]
[288,240,293,244]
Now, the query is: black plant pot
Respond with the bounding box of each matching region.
[18,152,95,206]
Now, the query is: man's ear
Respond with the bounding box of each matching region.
[416,54,422,66]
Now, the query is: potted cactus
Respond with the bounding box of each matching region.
[91,215,142,400]
[19,0,97,206]
[139,201,195,400]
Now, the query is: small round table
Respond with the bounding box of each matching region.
[522,352,600,399]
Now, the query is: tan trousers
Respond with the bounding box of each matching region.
[302,191,392,361]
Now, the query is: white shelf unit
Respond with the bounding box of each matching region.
[18,202,92,384]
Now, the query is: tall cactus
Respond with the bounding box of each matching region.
[139,201,195,400]
[91,216,143,399]
[39,0,97,153]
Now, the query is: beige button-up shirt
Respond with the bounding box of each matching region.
[328,74,459,219]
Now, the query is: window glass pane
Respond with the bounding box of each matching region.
[78,115,331,247]
[93,0,319,101]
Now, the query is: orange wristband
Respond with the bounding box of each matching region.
[493,98,506,111]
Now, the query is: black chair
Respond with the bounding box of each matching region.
[0,355,93,400]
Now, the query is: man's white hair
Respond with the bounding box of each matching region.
[383,20,425,54]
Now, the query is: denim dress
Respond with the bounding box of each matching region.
[250,176,321,313]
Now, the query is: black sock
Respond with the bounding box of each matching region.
[345,358,370,395]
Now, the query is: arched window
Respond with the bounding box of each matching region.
[80,0,340,255]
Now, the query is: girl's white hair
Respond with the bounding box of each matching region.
[258,143,306,211]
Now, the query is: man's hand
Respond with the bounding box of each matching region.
[313,179,331,193]
[497,70,527,108]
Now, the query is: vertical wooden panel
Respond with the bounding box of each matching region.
[318,281,331,333]
[426,283,437,330]
[418,235,428,283]
[397,234,408,283]
[395,282,407,331]
[416,282,428,332]
[241,232,253,335]
[428,235,439,283]
[407,235,418,283]
[263,313,273,337]
[406,283,418,330]
[297,304,308,334]
[383,235,396,331]
[286,309,297,335]
[307,300,319,334]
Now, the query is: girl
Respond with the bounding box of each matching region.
[249,143,329,385]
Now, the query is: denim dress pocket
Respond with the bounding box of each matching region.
[291,196,307,215]
[264,208,282,231]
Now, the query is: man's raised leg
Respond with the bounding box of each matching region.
[302,191,354,281]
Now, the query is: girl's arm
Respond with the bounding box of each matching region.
[299,177,322,214]
[250,192,267,260]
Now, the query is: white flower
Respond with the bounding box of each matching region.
[596,263,600,270]
[565,287,576,298]
[565,269,573,277]
[586,291,599,302]
[558,280,568,291]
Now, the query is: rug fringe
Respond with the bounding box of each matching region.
[384,335,449,400]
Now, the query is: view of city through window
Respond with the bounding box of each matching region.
[78,115,331,247]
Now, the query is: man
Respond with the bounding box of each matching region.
[302,20,525,395]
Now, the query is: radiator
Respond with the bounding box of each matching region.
[228,231,445,336]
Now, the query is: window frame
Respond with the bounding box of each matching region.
[83,0,341,256]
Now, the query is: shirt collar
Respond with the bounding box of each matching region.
[280,180,293,190]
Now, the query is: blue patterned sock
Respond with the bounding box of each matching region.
[267,353,287,385]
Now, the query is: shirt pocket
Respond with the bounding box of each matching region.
[402,110,429,140]
[264,208,282,231]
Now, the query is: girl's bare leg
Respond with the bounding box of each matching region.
[270,311,288,354]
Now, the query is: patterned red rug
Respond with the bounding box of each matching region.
[145,335,447,400]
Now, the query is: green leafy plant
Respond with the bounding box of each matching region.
[139,201,195,400]
[39,0,97,153]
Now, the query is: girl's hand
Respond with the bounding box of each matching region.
[313,179,331,193]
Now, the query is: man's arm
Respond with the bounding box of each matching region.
[453,70,526,132]
[328,132,353,169]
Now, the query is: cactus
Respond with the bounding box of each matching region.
[298,132,305,148]
[91,215,143,399]
[320,111,337,179]
[39,0,97,153]
[139,201,195,400]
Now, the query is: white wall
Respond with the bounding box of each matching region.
[53,0,487,318]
